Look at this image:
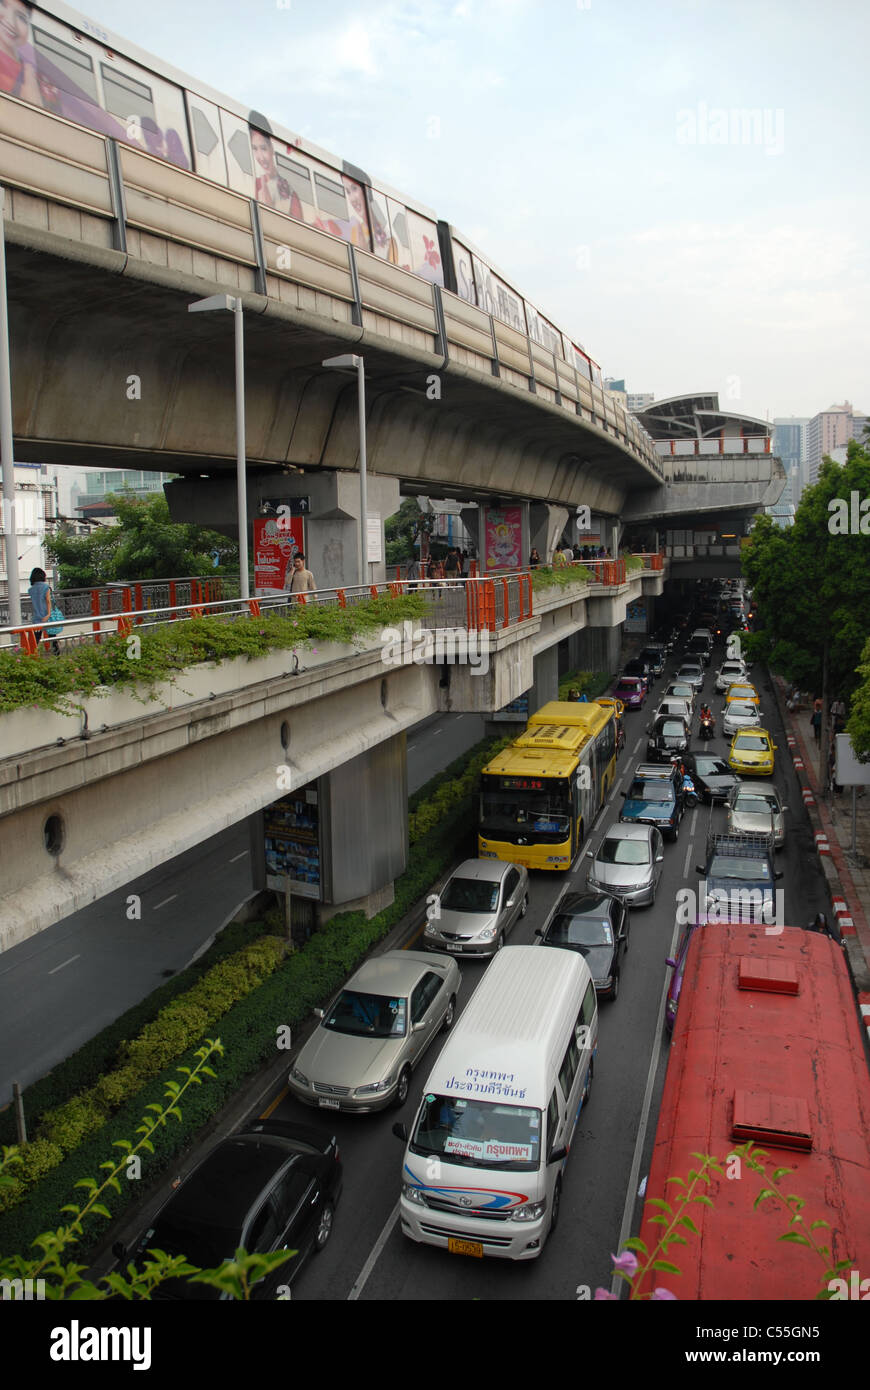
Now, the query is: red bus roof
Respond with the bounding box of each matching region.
[639,924,870,1300]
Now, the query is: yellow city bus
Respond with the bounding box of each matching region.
[478,701,617,870]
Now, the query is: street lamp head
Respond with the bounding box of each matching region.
[322,353,362,370]
[188,294,238,313]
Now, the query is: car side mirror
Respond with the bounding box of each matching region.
[775,871,783,880]
[392,1122,408,1142]
[534,927,544,937]
[620,790,627,798]
[548,1146,568,1165]
[665,957,677,968]
[313,1007,325,1019]
[782,806,789,813]
[413,1021,427,1032]
[585,848,594,858]
[656,853,664,863]
[695,865,704,875]
[506,896,516,907]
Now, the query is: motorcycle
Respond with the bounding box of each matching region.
[700,713,715,741]
[680,771,699,808]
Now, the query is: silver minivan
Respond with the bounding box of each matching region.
[424,858,529,958]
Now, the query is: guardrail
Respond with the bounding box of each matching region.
[0,575,235,629]
[0,574,539,656]
[0,89,663,480]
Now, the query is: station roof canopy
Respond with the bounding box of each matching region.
[635,392,771,442]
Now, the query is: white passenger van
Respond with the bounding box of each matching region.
[393,945,598,1260]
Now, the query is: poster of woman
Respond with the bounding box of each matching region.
[484,507,522,572]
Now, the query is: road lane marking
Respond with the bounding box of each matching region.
[48,955,80,975]
[229,851,248,863]
[609,913,682,1298]
[153,894,178,910]
[259,1086,288,1121]
[347,1199,401,1300]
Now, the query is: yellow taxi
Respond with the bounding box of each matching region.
[728,728,777,776]
[724,682,760,706]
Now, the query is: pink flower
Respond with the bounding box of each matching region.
[594,1288,618,1300]
[611,1250,639,1276]
[651,1287,677,1300]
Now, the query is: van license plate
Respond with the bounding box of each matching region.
[317,1098,340,1110]
[448,1238,483,1258]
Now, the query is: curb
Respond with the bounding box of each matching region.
[771,675,870,998]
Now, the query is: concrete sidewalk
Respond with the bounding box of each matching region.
[774,678,870,1045]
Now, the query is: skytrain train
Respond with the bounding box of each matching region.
[4,0,606,392]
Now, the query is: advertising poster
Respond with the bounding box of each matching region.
[264,787,321,899]
[254,516,304,594]
[484,506,523,572]
[624,599,647,633]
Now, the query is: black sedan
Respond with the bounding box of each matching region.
[536,891,629,1001]
[118,1120,342,1299]
[682,753,741,803]
[646,715,689,763]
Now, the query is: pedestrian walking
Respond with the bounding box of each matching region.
[830,696,846,732]
[811,696,822,744]
[28,567,61,654]
[288,553,316,594]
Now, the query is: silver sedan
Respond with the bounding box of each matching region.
[288,950,461,1113]
[715,660,749,694]
[423,858,529,958]
[722,699,763,736]
[726,785,787,849]
[584,822,665,907]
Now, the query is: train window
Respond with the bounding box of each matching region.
[32,27,98,104]
[228,128,252,174]
[191,107,219,155]
[313,172,346,220]
[101,65,155,124]
[275,154,312,206]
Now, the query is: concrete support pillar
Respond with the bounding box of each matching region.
[318,733,407,923]
[566,624,622,676]
[483,644,558,736]
[529,503,569,565]
[165,470,400,591]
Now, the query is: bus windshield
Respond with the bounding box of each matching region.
[409,1096,542,1172]
[479,793,570,838]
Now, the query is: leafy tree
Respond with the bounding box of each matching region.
[47,493,239,590]
[384,497,425,566]
[742,441,870,704]
[846,637,870,761]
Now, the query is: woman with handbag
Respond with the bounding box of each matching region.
[28,567,61,654]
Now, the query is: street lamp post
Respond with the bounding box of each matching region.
[0,187,22,625]
[322,353,367,587]
[188,294,249,600]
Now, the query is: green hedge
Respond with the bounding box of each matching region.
[0,936,286,1213]
[0,739,502,1259]
[557,670,612,702]
[0,916,271,1150]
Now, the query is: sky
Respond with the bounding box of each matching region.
[82,0,870,422]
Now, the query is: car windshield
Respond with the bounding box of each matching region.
[441,878,499,913]
[618,679,643,690]
[627,781,670,800]
[733,796,774,815]
[734,735,769,751]
[708,856,771,880]
[599,837,650,865]
[323,990,407,1038]
[729,687,755,699]
[668,685,693,698]
[547,913,614,947]
[409,1097,541,1172]
[678,668,701,678]
[727,704,757,718]
[693,758,728,775]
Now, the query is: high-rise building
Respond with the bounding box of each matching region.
[805,403,868,487]
[773,417,808,503]
[627,392,654,413]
